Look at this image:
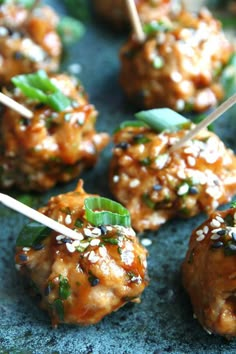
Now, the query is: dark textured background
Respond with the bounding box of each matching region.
[0,1,236,353]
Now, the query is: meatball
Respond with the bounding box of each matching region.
[182,207,236,338]
[92,0,180,29]
[0,73,109,191]
[0,2,61,85]
[109,123,236,232]
[15,181,148,326]
[120,9,233,112]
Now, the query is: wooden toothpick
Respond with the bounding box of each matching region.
[125,0,146,42]
[170,93,236,153]
[0,193,83,241]
[0,92,33,119]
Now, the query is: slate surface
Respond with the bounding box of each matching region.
[0,1,236,353]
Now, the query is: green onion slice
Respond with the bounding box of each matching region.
[11,70,71,112]
[57,16,85,45]
[114,120,149,134]
[84,197,131,227]
[143,20,172,36]
[16,221,51,247]
[135,108,191,133]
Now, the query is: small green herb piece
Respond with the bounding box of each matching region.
[16,221,51,247]
[59,275,71,300]
[102,238,119,245]
[11,70,71,112]
[224,214,234,227]
[84,197,131,227]
[142,193,155,209]
[74,218,83,228]
[152,55,164,69]
[114,120,149,134]
[52,299,64,321]
[231,201,236,208]
[143,20,172,36]
[135,108,190,133]
[57,16,85,45]
[133,135,151,144]
[88,272,100,287]
[140,157,152,166]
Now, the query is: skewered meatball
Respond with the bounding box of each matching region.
[120,9,234,112]
[182,207,236,338]
[110,121,236,232]
[0,73,109,191]
[92,0,180,29]
[15,181,148,326]
[0,1,61,85]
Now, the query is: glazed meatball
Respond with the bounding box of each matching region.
[92,0,180,29]
[182,207,236,338]
[0,2,61,85]
[0,73,109,191]
[110,122,236,232]
[120,9,233,112]
[15,181,148,326]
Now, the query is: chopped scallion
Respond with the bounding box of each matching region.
[84,197,131,227]
[16,221,51,247]
[57,16,85,45]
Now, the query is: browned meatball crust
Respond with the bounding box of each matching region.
[182,208,236,338]
[0,74,109,191]
[15,181,148,326]
[0,2,61,85]
[110,124,236,232]
[92,0,180,29]
[120,9,233,112]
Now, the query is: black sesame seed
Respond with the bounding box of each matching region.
[211,241,224,249]
[232,232,236,242]
[62,237,73,244]
[115,142,129,150]
[44,284,51,296]
[32,243,45,251]
[133,134,144,141]
[99,225,107,235]
[89,277,100,287]
[35,103,46,110]
[19,254,28,262]
[189,186,199,195]
[228,243,236,251]
[153,184,162,191]
[20,117,31,127]
[216,229,226,236]
[13,51,24,60]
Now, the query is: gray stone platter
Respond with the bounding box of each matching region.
[0,1,236,353]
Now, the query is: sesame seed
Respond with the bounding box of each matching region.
[32,244,45,250]
[72,240,81,248]
[23,247,30,252]
[187,156,196,167]
[153,184,162,191]
[113,175,119,183]
[177,170,186,179]
[189,186,198,195]
[88,250,100,263]
[196,229,203,236]
[15,264,21,271]
[215,216,224,223]
[84,228,92,237]
[203,226,209,234]
[210,219,221,228]
[19,254,28,262]
[177,183,189,196]
[216,229,226,236]
[91,227,102,236]
[211,241,224,248]
[141,238,152,247]
[196,234,205,242]
[66,243,75,253]
[99,246,107,258]
[129,179,140,188]
[99,225,107,235]
[210,234,221,240]
[231,232,236,242]
[56,235,65,241]
[90,239,101,247]
[228,244,236,251]
[65,214,72,225]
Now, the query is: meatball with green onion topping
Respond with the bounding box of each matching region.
[15,181,148,327]
[0,70,109,191]
[182,207,236,338]
[0,0,62,85]
[109,109,236,232]
[120,9,234,112]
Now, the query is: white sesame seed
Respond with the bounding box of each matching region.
[177,170,186,179]
[88,250,100,263]
[210,219,221,228]
[99,246,107,258]
[196,229,203,236]
[90,239,101,247]
[113,175,119,183]
[187,155,196,167]
[177,183,189,196]
[66,243,75,253]
[23,247,30,252]
[65,214,72,225]
[129,179,140,188]
[215,216,224,223]
[203,226,209,234]
[84,228,92,237]
[56,235,65,241]
[72,240,82,248]
[106,226,113,231]
[211,228,223,234]
[210,234,221,240]
[141,238,152,247]
[91,227,102,236]
[196,234,205,242]
[15,264,22,271]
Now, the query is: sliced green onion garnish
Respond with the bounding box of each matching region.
[135,108,191,133]
[16,221,51,247]
[11,70,71,112]
[114,120,149,134]
[57,16,85,45]
[84,197,131,227]
[143,20,172,36]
